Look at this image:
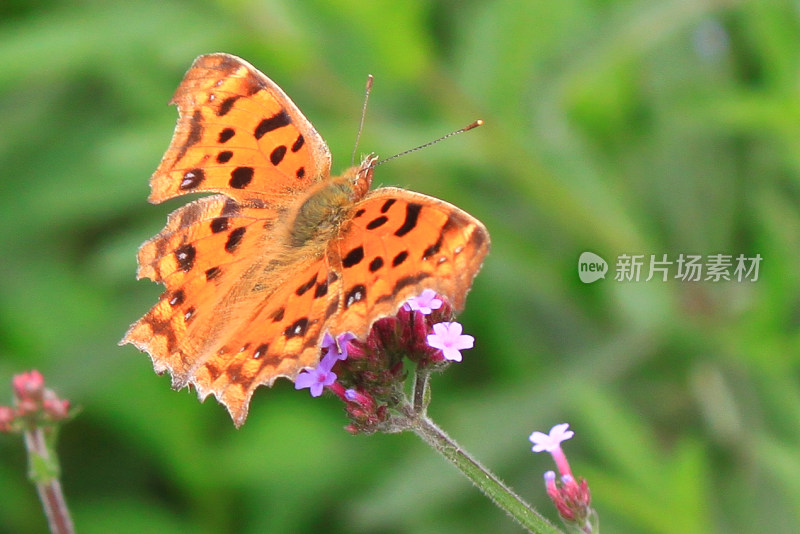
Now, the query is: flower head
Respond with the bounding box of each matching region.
[531,424,595,531]
[12,370,44,402]
[403,289,443,315]
[426,321,474,362]
[1,370,71,433]
[294,354,339,397]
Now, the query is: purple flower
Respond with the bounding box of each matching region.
[426,322,474,362]
[295,354,339,397]
[321,331,356,361]
[403,289,443,315]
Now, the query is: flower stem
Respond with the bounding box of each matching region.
[411,368,430,413]
[410,414,562,534]
[23,427,74,534]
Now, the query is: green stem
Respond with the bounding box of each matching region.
[410,414,562,534]
[24,428,74,534]
[411,368,429,413]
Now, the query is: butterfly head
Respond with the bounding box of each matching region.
[346,153,378,200]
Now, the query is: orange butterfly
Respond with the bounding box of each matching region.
[121,54,489,426]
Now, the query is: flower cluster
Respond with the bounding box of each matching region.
[294,289,476,433]
[530,423,596,532]
[0,370,71,434]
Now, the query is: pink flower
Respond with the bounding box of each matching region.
[529,423,574,452]
[426,322,474,362]
[12,370,44,402]
[294,354,339,397]
[403,289,443,315]
[531,424,594,530]
[530,423,574,477]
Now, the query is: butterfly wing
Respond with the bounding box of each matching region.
[148,188,489,427]
[121,195,272,382]
[148,53,331,204]
[122,54,335,413]
[326,188,490,337]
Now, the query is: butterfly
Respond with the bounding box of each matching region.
[120,53,490,427]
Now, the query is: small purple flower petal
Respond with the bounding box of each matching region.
[403,289,443,315]
[321,331,356,361]
[426,321,474,362]
[295,353,339,397]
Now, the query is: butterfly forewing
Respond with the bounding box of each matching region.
[149,53,332,204]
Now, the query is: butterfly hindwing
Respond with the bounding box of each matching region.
[326,188,490,338]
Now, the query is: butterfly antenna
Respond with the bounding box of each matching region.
[374,120,484,167]
[351,74,374,166]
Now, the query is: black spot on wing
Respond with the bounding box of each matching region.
[230,167,254,189]
[392,250,409,267]
[422,232,444,260]
[169,290,185,307]
[342,246,365,268]
[253,344,269,359]
[314,280,328,298]
[284,317,309,338]
[179,169,204,190]
[366,216,388,230]
[369,256,384,272]
[225,227,246,253]
[210,218,229,234]
[175,244,196,272]
[218,128,235,143]
[270,145,287,165]
[254,110,291,139]
[345,284,366,308]
[381,198,396,213]
[395,203,422,237]
[205,266,221,281]
[296,273,318,296]
[217,95,240,116]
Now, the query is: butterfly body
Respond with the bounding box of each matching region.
[288,159,373,248]
[122,53,489,426]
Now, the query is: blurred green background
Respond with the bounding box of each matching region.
[1,0,799,532]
